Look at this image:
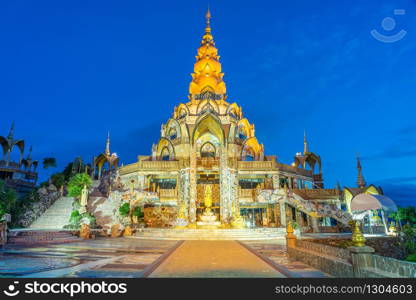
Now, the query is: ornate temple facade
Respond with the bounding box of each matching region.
[0,123,38,194]
[116,11,346,230]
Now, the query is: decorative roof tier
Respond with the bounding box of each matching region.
[189,9,226,98]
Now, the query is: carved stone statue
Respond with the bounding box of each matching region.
[80,184,88,207]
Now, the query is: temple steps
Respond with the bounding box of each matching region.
[29,197,74,229]
[88,196,117,230]
[130,228,286,240]
[7,229,80,245]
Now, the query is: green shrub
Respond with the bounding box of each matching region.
[82,213,96,228]
[67,173,92,198]
[0,180,17,220]
[405,253,416,262]
[69,210,81,224]
[39,181,49,188]
[66,210,97,229]
[132,206,144,218]
[290,221,299,230]
[402,225,416,254]
[119,203,130,217]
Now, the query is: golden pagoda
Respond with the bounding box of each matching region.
[117,10,339,229]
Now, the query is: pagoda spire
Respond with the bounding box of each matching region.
[189,8,227,97]
[27,145,33,159]
[356,154,366,188]
[8,121,15,139]
[303,130,309,154]
[205,7,211,33]
[105,132,111,156]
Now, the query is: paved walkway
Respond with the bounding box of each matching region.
[1,238,330,278]
[148,241,286,278]
[243,240,330,278]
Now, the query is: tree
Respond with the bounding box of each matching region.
[67,173,92,199]
[390,206,416,228]
[43,157,57,169]
[51,173,65,189]
[0,180,17,220]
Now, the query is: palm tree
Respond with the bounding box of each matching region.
[42,157,57,169]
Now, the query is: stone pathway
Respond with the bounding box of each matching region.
[243,240,331,278]
[148,240,286,278]
[1,238,330,278]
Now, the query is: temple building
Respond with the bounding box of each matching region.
[0,122,38,194]
[115,10,348,230]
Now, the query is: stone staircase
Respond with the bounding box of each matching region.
[130,228,286,240]
[29,196,74,230]
[88,196,117,231]
[7,229,80,245]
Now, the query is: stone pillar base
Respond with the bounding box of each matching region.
[348,246,375,277]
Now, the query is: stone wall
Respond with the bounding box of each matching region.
[287,238,416,278]
[17,185,61,228]
[361,253,416,278]
[287,239,354,277]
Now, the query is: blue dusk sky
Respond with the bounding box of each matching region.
[1,0,415,206]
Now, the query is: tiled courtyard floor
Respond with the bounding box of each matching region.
[0,238,178,278]
[243,240,331,278]
[0,238,329,278]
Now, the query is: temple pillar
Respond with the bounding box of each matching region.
[179,168,190,219]
[274,203,281,227]
[279,200,286,227]
[188,143,197,226]
[286,204,292,223]
[272,174,280,190]
[296,209,303,227]
[137,175,145,190]
[310,216,320,233]
[230,162,238,213]
[219,146,233,224]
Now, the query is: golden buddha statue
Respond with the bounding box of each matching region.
[197,184,220,228]
[174,201,189,229]
[204,184,213,212]
[231,203,245,229]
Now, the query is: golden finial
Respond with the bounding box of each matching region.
[205,7,212,35]
[349,220,366,247]
[206,7,211,27]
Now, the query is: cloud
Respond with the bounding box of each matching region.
[363,148,416,160]
[380,183,416,208]
[372,176,416,207]
[374,176,416,185]
[397,125,416,136]
[363,125,416,160]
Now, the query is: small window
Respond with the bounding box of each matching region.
[201,142,216,158]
